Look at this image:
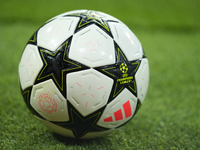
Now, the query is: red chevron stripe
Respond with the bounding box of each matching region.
[104,116,113,122]
[114,109,123,121]
[123,100,132,118]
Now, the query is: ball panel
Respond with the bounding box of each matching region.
[35,116,75,138]
[97,88,137,128]
[30,79,69,122]
[135,58,149,103]
[67,68,113,116]
[95,11,122,23]
[18,44,43,90]
[69,24,115,67]
[46,10,87,23]
[37,17,80,51]
[109,22,143,61]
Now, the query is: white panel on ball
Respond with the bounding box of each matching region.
[96,11,123,24]
[30,79,69,122]
[97,88,137,129]
[37,17,80,51]
[69,24,115,67]
[35,116,75,138]
[67,69,113,116]
[18,44,43,90]
[46,10,87,23]
[135,58,149,103]
[109,22,143,61]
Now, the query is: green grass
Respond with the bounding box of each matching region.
[0,0,200,149]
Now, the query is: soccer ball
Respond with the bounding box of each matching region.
[18,10,149,139]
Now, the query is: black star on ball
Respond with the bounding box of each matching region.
[66,10,115,37]
[36,38,89,94]
[27,30,38,45]
[53,102,109,138]
[95,46,141,102]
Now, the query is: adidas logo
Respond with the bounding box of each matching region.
[104,100,132,122]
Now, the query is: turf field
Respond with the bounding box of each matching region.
[0,0,200,149]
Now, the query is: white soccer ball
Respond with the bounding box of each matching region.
[18,10,149,139]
